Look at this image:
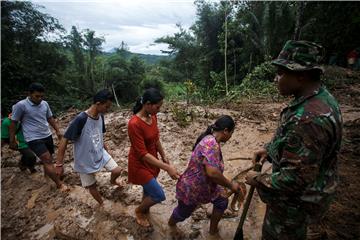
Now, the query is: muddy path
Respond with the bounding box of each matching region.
[2,84,360,240]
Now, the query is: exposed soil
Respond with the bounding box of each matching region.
[2,71,360,240]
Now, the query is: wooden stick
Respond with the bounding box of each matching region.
[231,163,272,181]
[233,163,262,240]
[227,157,252,161]
[231,165,254,181]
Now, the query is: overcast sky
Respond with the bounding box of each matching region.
[33,0,198,55]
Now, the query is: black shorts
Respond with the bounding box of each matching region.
[27,135,54,158]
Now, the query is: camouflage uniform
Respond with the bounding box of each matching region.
[254,41,343,240]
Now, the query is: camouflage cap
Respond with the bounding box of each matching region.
[272,40,325,72]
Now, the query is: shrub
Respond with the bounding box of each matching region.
[140,77,165,93]
[228,61,279,100]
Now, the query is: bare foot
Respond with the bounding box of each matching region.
[97,199,113,211]
[96,202,104,211]
[209,228,219,235]
[111,177,125,189]
[168,217,177,227]
[58,183,70,192]
[135,208,151,227]
[168,225,185,240]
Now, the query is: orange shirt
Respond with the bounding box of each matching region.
[127,114,160,185]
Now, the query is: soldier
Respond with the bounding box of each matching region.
[245,40,343,240]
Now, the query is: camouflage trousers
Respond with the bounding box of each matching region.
[262,203,308,240]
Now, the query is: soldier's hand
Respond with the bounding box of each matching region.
[245,170,260,186]
[253,149,268,164]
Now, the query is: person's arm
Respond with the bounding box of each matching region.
[128,119,179,179]
[205,165,239,192]
[10,103,24,149]
[55,113,86,176]
[142,153,179,179]
[45,102,62,140]
[55,138,69,176]
[247,120,330,199]
[48,117,62,140]
[9,120,18,150]
[156,140,169,164]
[201,137,240,193]
[103,143,109,151]
[101,115,109,152]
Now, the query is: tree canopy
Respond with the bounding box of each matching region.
[2,1,359,114]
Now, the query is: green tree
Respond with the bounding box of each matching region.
[1,1,67,113]
[192,0,225,90]
[83,29,105,94]
[155,24,198,83]
[301,2,360,65]
[104,51,144,102]
[66,26,86,89]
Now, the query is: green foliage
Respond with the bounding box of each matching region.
[105,54,139,102]
[158,63,185,83]
[228,61,279,100]
[134,53,170,65]
[321,66,359,89]
[301,2,360,63]
[170,104,195,127]
[140,77,165,94]
[1,1,67,114]
[83,29,105,94]
[208,71,226,98]
[104,49,170,65]
[242,61,276,84]
[155,24,198,83]
[48,91,91,115]
[2,0,360,115]
[184,79,198,104]
[163,82,186,101]
[154,0,360,103]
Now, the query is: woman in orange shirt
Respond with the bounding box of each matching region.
[128,88,180,227]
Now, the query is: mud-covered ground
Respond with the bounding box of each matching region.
[2,72,360,240]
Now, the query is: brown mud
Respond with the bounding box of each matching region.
[2,77,360,240]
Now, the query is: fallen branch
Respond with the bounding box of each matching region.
[231,164,272,181]
[242,119,262,124]
[231,165,254,181]
[227,157,252,161]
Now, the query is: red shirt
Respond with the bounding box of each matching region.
[347,50,358,59]
[127,114,160,185]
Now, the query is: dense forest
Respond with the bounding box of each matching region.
[2,1,360,114]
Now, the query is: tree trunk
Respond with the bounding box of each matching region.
[224,4,229,96]
[233,49,236,86]
[112,84,120,107]
[248,53,253,73]
[294,2,305,40]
